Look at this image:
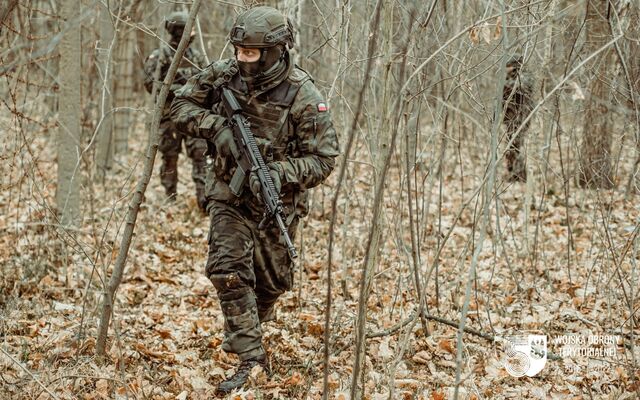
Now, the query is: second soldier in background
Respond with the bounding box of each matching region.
[143,11,209,211]
[502,54,533,182]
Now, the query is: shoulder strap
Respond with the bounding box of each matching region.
[211,63,239,91]
[265,79,300,107]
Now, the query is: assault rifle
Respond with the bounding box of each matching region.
[220,87,298,260]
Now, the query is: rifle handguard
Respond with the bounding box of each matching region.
[219,87,298,260]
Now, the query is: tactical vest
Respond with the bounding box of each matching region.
[212,63,311,163]
[150,46,202,114]
[161,46,201,84]
[205,62,312,216]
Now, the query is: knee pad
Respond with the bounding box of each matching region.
[209,272,252,301]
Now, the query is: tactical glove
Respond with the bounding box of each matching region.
[198,113,227,140]
[249,162,283,202]
[213,125,238,160]
[209,125,239,175]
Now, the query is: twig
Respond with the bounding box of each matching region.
[0,347,60,400]
[367,312,419,339]
[0,0,18,33]
[365,312,562,361]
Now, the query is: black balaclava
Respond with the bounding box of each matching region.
[167,24,189,47]
[237,45,288,89]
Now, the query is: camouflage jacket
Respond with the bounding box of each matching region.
[503,72,534,123]
[143,44,206,114]
[170,58,339,219]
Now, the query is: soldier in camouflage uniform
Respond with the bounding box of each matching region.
[170,6,339,394]
[503,55,533,182]
[143,11,209,211]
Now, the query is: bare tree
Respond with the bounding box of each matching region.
[578,0,615,188]
[623,3,640,193]
[95,0,116,182]
[112,24,135,154]
[56,0,82,225]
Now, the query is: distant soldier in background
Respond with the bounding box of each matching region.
[143,11,209,211]
[502,55,533,182]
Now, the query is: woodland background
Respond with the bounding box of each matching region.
[1,0,639,399]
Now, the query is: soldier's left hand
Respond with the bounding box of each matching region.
[249,162,283,202]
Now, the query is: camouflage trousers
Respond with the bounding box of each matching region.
[158,116,208,209]
[205,200,297,360]
[504,112,529,182]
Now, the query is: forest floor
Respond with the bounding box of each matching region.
[1,120,639,400]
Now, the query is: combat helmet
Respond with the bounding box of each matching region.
[165,11,188,39]
[229,6,294,80]
[230,6,294,49]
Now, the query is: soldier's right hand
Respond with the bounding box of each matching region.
[198,114,225,139]
[210,126,240,177]
[213,125,239,161]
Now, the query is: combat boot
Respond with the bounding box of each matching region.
[216,354,267,395]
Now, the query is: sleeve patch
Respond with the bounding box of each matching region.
[317,102,328,112]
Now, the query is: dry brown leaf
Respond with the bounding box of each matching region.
[284,371,303,386]
[307,322,324,336]
[396,379,419,390]
[431,391,446,400]
[412,350,431,364]
[151,274,179,285]
[328,372,340,390]
[298,313,315,321]
[134,342,173,361]
[96,379,109,399]
[438,339,455,354]
[494,16,502,39]
[469,27,480,45]
[156,328,172,339]
[40,275,57,287]
[306,261,323,273]
[207,337,222,348]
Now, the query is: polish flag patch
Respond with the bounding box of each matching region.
[317,102,328,112]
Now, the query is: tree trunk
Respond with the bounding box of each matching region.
[113,25,135,154]
[624,4,640,193]
[578,0,615,189]
[56,0,82,226]
[95,1,115,182]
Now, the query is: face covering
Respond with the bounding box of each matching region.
[237,46,284,82]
